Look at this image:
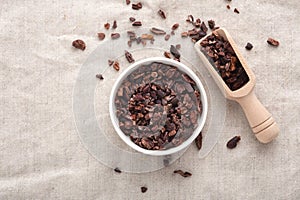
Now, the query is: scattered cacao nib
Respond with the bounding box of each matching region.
[96,74,104,80]
[72,39,86,51]
[150,27,166,35]
[164,34,170,41]
[132,2,142,10]
[141,187,148,193]
[113,61,120,71]
[108,59,114,66]
[112,20,117,29]
[174,170,192,177]
[111,33,120,39]
[115,62,202,150]
[175,44,181,50]
[141,34,154,40]
[170,45,180,59]
[227,4,231,9]
[129,17,136,22]
[234,8,240,14]
[164,51,171,58]
[195,132,202,150]
[208,20,215,29]
[126,0,130,5]
[104,23,110,30]
[97,33,105,40]
[127,30,136,38]
[171,30,175,35]
[245,42,253,50]
[158,9,166,19]
[200,32,249,91]
[226,136,241,149]
[200,22,208,33]
[114,167,122,173]
[132,21,142,26]
[181,32,188,37]
[125,50,135,63]
[186,15,194,23]
[172,23,179,30]
[267,38,279,47]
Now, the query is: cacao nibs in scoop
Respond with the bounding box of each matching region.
[125,50,135,63]
[96,74,104,80]
[226,136,241,149]
[200,31,249,91]
[132,2,142,10]
[174,170,192,177]
[195,131,202,150]
[104,23,110,30]
[114,167,122,173]
[97,33,105,40]
[245,42,253,50]
[141,187,148,193]
[267,38,279,46]
[72,39,86,51]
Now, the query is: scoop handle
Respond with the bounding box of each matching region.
[236,91,279,143]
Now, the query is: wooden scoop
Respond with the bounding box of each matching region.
[194,28,279,143]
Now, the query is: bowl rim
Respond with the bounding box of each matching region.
[109,57,208,156]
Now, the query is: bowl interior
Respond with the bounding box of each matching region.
[109,57,208,156]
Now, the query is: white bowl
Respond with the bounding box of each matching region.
[109,57,208,156]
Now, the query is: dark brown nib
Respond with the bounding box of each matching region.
[164,34,170,41]
[132,21,142,26]
[126,0,130,5]
[112,20,117,29]
[174,170,192,177]
[129,17,136,22]
[125,50,135,63]
[132,2,142,10]
[267,38,279,46]
[245,42,253,50]
[113,61,120,71]
[150,27,166,35]
[208,20,215,29]
[114,167,122,173]
[72,39,86,51]
[170,45,180,59]
[172,23,179,30]
[226,136,241,149]
[158,9,166,19]
[227,4,231,9]
[96,74,104,80]
[141,187,148,193]
[104,23,110,30]
[97,33,105,40]
[186,15,194,23]
[195,132,202,150]
[108,59,114,66]
[234,8,240,14]
[111,33,120,39]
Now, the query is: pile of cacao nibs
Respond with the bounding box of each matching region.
[199,31,249,91]
[115,62,202,150]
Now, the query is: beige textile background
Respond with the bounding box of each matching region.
[0,0,299,199]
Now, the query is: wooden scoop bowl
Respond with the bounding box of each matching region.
[194,28,279,143]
